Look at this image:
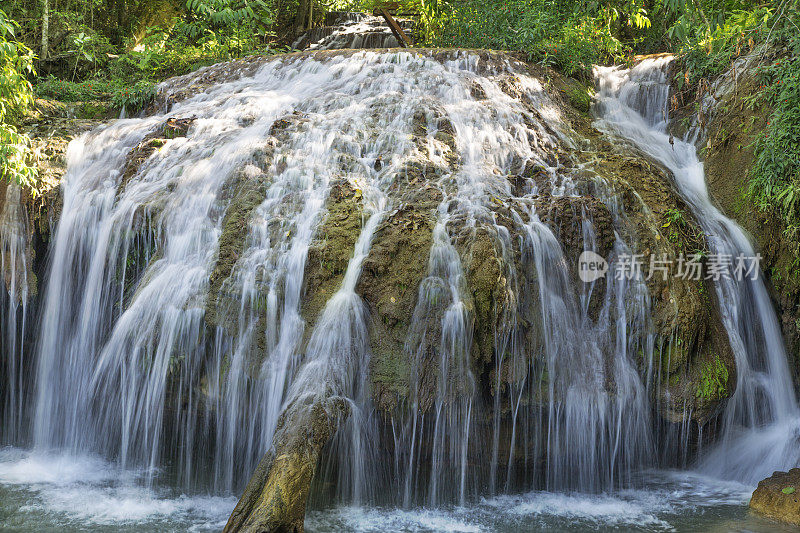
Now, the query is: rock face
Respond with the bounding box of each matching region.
[751,469,800,525]
[681,49,800,386]
[1,103,101,442]
[198,50,738,529]
[9,49,749,531]
[0,103,100,301]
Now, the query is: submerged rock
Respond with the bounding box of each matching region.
[750,469,800,525]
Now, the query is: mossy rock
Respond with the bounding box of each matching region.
[301,180,365,329]
[751,468,800,526]
[702,69,800,387]
[117,117,196,197]
[205,150,273,332]
[357,187,441,412]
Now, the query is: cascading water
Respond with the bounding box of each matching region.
[8,48,653,509]
[1,183,30,445]
[292,12,414,51]
[2,47,797,532]
[594,56,800,485]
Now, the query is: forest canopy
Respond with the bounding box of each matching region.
[1,0,798,220]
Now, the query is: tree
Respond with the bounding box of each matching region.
[0,10,37,188]
[41,0,49,59]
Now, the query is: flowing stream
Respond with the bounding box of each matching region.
[0,49,798,532]
[594,56,800,484]
[1,183,30,445]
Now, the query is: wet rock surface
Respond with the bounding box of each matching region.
[1,102,104,301]
[697,55,800,389]
[750,469,800,525]
[12,48,754,528]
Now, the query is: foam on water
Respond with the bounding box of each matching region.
[0,448,235,530]
[306,506,483,533]
[484,491,674,529]
[305,472,766,533]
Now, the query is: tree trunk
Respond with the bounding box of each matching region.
[223,397,348,533]
[293,0,310,38]
[40,0,49,59]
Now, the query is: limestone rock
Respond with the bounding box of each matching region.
[751,469,800,525]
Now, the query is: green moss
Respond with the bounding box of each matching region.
[370,348,412,399]
[162,117,194,139]
[77,101,112,119]
[696,353,729,401]
[117,118,195,197]
[301,180,364,327]
[205,167,269,330]
[356,178,441,411]
[662,207,705,253]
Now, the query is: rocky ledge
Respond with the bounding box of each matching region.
[750,469,800,525]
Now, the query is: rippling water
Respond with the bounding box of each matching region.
[1,447,790,532]
[0,448,235,532]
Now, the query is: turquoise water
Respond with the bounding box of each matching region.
[0,447,792,532]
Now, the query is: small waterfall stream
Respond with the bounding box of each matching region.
[292,12,414,51]
[594,56,800,484]
[1,183,30,445]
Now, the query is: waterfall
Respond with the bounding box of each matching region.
[594,56,800,485]
[292,12,414,51]
[1,183,30,444]
[14,49,664,512]
[9,47,797,532]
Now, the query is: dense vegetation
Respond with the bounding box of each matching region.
[0,0,798,227]
[746,4,800,263]
[0,9,37,188]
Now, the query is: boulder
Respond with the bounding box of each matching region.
[750,469,800,525]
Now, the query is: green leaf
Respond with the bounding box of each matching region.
[782,487,796,495]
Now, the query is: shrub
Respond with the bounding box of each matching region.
[112,80,157,115]
[746,14,800,269]
[36,76,117,101]
[0,9,37,189]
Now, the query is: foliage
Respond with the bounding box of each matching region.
[662,208,705,253]
[398,0,648,77]
[180,0,275,39]
[0,12,35,124]
[111,80,157,115]
[745,6,800,267]
[0,9,37,188]
[23,1,289,115]
[671,4,774,91]
[36,75,117,101]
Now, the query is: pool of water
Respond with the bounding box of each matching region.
[0,448,234,532]
[0,447,790,532]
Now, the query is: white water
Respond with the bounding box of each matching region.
[2,47,799,531]
[23,49,654,508]
[1,183,30,445]
[594,56,800,484]
[0,447,235,530]
[305,471,784,533]
[292,13,413,51]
